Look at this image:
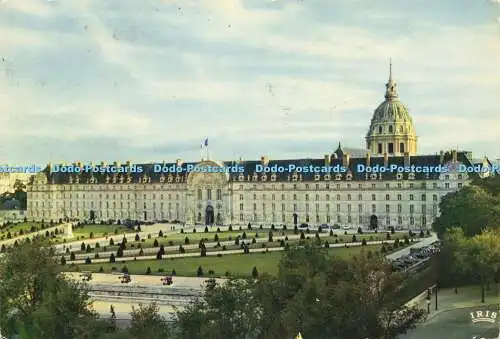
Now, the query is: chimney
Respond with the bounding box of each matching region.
[404,152,410,167]
[342,153,350,168]
[383,152,388,167]
[452,150,457,163]
[366,153,371,166]
[176,159,183,166]
[260,155,269,166]
[439,151,444,164]
[324,154,330,166]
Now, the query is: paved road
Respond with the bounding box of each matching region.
[65,272,223,290]
[385,233,438,260]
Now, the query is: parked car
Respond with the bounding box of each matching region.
[119,274,131,283]
[161,276,173,286]
[331,224,341,230]
[342,225,351,230]
[80,271,92,281]
[299,223,309,229]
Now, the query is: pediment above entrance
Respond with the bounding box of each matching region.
[186,160,229,188]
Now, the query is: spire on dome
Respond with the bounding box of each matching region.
[385,58,398,100]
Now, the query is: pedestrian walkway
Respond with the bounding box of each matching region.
[400,285,500,339]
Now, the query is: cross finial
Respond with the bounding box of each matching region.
[389,58,392,80]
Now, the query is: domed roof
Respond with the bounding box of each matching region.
[367,61,416,135]
[371,99,413,124]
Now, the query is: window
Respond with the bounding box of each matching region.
[281,194,285,200]
[410,194,414,201]
[422,216,427,225]
[253,203,257,210]
[326,194,330,200]
[397,194,402,201]
[378,126,383,133]
[398,216,402,224]
[385,204,390,213]
[315,204,319,212]
[433,205,438,215]
[388,143,394,153]
[433,194,438,201]
[240,214,244,221]
[385,194,390,201]
[400,143,405,153]
[410,216,414,225]
[372,204,376,213]
[336,194,341,200]
[347,215,352,223]
[371,194,376,201]
[347,194,351,201]
[397,204,402,213]
[347,204,351,212]
[253,194,257,200]
[216,189,222,200]
[306,194,309,201]
[421,194,426,201]
[422,205,426,213]
[359,215,362,223]
[358,204,362,213]
[306,204,310,212]
[326,204,330,212]
[336,204,340,212]
[272,194,275,200]
[358,194,362,200]
[293,194,297,200]
[315,194,319,201]
[386,216,390,225]
[388,125,393,133]
[409,205,414,213]
[240,194,243,200]
[240,203,243,211]
[378,143,383,153]
[458,183,463,188]
[272,203,275,211]
[445,183,450,189]
[282,204,285,211]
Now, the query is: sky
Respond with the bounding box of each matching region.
[1,0,499,166]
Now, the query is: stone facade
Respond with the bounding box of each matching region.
[26,68,491,230]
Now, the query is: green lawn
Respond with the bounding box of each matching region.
[71,230,410,254]
[0,222,42,237]
[67,245,383,277]
[71,224,135,239]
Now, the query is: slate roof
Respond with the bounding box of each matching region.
[36,150,477,185]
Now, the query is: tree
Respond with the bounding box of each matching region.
[252,266,259,278]
[268,231,273,242]
[214,233,219,242]
[433,185,500,237]
[176,279,263,339]
[129,303,171,339]
[135,233,140,241]
[60,256,66,265]
[204,226,209,233]
[197,266,204,277]
[81,242,86,251]
[109,253,116,263]
[159,245,165,255]
[109,238,114,246]
[158,230,163,237]
[177,245,425,339]
[0,241,110,338]
[70,252,76,261]
[153,239,159,247]
[185,237,190,245]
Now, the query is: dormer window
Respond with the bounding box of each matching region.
[388,125,393,133]
[378,126,383,133]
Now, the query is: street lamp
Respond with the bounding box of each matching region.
[426,299,431,314]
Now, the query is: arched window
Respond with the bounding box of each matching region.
[378,126,383,133]
[388,125,393,133]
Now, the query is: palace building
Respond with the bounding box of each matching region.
[26,66,493,230]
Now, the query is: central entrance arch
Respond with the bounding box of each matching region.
[370,215,378,229]
[293,213,298,226]
[205,205,214,226]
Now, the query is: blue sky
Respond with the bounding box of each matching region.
[1,0,499,165]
